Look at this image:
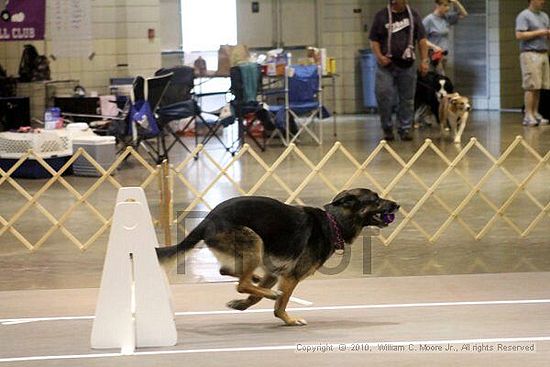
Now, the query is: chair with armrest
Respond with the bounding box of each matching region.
[155,66,234,156]
[129,73,175,163]
[226,62,274,152]
[268,64,328,146]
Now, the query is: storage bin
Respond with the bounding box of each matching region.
[360,49,378,112]
[72,136,116,177]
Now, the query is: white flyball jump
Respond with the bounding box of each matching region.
[91,187,177,353]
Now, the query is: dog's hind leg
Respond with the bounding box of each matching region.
[227,273,278,311]
[228,228,281,301]
[274,275,307,326]
[236,264,281,301]
[220,267,262,283]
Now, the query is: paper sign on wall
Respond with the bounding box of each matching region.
[49,0,93,58]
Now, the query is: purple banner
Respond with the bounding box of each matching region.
[0,0,45,41]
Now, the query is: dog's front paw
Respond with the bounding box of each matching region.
[285,318,308,326]
[226,299,252,311]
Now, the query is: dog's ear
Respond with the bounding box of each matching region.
[450,96,462,107]
[445,77,454,93]
[330,191,359,208]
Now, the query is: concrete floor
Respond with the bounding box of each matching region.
[0,273,549,366]
[0,111,549,365]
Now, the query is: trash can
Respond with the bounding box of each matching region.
[360,49,377,112]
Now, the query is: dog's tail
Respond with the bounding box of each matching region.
[156,224,204,267]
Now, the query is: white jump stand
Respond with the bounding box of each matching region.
[91,187,177,353]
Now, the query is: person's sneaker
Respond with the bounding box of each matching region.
[522,117,539,127]
[535,113,549,125]
[399,130,413,141]
[383,129,395,141]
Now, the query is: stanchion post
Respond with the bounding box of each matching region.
[91,187,177,351]
[159,160,172,246]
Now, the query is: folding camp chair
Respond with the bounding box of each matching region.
[126,73,173,163]
[153,66,201,156]
[268,64,327,146]
[155,66,233,156]
[228,62,274,152]
[194,76,241,155]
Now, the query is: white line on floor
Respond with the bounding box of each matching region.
[2,298,550,325]
[174,299,550,316]
[289,296,313,306]
[1,336,549,363]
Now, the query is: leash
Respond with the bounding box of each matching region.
[325,212,345,251]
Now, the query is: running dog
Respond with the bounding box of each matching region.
[439,93,471,143]
[156,188,399,326]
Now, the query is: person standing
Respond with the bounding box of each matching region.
[369,0,429,141]
[423,0,468,75]
[516,0,550,126]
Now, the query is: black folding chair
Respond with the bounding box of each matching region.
[154,66,229,156]
[123,73,173,163]
[228,62,274,152]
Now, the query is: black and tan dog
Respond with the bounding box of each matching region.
[156,188,399,326]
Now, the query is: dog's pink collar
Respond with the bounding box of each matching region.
[326,212,345,251]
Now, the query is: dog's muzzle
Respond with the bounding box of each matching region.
[367,201,400,227]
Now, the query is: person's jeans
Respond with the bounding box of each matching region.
[375,63,417,133]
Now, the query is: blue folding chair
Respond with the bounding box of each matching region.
[268,64,328,145]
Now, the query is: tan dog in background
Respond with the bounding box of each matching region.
[439,93,471,143]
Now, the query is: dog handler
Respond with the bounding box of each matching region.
[515,0,550,127]
[369,0,429,141]
[423,0,468,75]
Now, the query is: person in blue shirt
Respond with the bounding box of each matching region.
[422,0,468,75]
[516,0,550,127]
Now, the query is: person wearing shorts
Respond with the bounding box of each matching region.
[516,0,550,126]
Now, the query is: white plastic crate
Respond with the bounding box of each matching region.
[72,135,116,177]
[0,130,72,159]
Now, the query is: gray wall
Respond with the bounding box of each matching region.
[236,0,317,48]
[160,0,183,67]
[499,0,525,110]
[160,0,182,51]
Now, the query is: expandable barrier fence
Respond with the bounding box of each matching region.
[0,136,548,252]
